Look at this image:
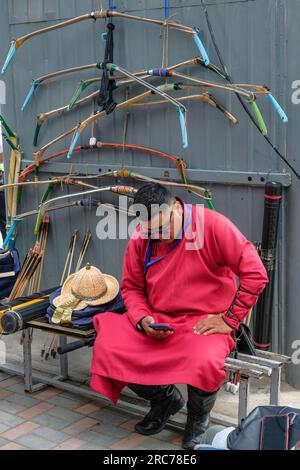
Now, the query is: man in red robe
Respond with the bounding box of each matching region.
[90,183,268,449]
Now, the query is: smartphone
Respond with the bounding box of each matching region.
[149,323,175,332]
[260,414,289,450]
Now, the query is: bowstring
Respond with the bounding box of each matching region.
[200,0,300,180]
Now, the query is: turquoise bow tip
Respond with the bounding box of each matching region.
[178,107,189,149]
[67,129,81,159]
[22,81,40,110]
[193,31,210,66]
[1,219,20,249]
[267,93,288,123]
[1,41,16,75]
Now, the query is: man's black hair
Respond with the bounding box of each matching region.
[133,183,174,221]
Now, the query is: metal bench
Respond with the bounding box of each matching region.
[0,317,291,429]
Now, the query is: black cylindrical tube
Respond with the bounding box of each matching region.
[57,336,95,355]
[254,182,283,350]
[1,297,51,334]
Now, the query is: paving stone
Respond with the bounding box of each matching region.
[0,423,10,434]
[32,426,70,444]
[46,406,83,423]
[32,413,70,430]
[16,433,57,450]
[0,377,23,389]
[47,395,85,410]
[62,417,98,436]
[0,410,25,427]
[53,438,86,450]
[110,434,149,450]
[75,402,106,415]
[18,402,54,419]
[120,418,140,432]
[136,437,182,451]
[0,399,26,414]
[91,422,131,439]
[31,387,63,401]
[81,443,109,450]
[0,389,12,400]
[56,391,90,404]
[0,437,10,447]
[0,442,28,450]
[5,392,40,408]
[153,428,182,443]
[90,407,130,425]
[76,431,121,447]
[5,382,27,394]
[0,421,40,440]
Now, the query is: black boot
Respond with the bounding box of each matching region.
[128,383,185,436]
[182,386,218,450]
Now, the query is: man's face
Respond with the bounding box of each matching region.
[139,201,183,243]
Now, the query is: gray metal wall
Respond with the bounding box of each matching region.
[0,0,299,386]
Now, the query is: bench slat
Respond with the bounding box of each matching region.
[226,358,272,376]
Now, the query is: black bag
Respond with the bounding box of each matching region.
[227,405,300,450]
[233,323,257,356]
[0,248,20,299]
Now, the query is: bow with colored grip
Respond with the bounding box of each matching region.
[1,8,210,74]
[66,62,189,158]
[33,81,238,146]
[22,56,227,112]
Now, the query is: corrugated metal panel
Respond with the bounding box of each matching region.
[1,0,298,383]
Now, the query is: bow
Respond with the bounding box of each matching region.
[1,8,210,74]
[67,62,188,154]
[67,56,219,110]
[20,141,189,184]
[32,86,237,147]
[21,56,227,110]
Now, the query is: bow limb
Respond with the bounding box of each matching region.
[2,11,99,73]
[106,63,188,148]
[20,142,187,182]
[2,8,210,72]
[22,64,98,110]
[68,56,203,109]
[39,185,137,218]
[131,92,238,125]
[67,90,151,159]
[171,71,254,99]
[33,90,99,146]
[111,170,210,201]
[33,126,78,166]
[0,174,113,193]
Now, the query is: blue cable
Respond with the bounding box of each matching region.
[108,0,116,23]
[164,0,170,19]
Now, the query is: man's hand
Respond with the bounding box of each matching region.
[194,314,233,336]
[141,316,174,340]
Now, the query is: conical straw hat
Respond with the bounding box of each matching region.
[53,263,119,310]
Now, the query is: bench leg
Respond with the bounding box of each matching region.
[58,335,69,381]
[238,376,249,424]
[270,367,281,405]
[23,329,46,393]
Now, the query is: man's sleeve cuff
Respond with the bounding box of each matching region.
[221,314,239,332]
